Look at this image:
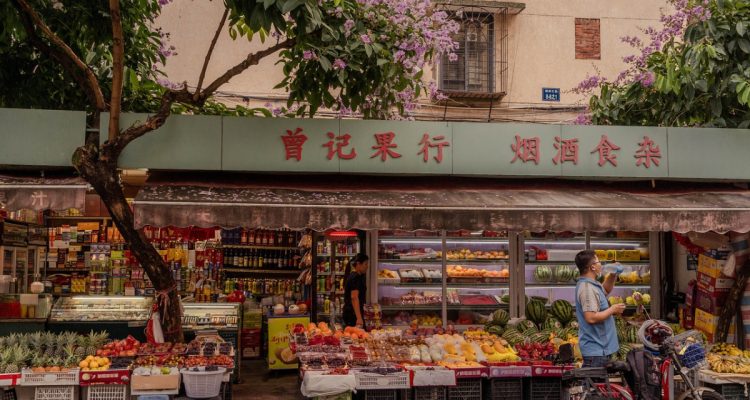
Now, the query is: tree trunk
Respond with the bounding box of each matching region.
[73,145,183,342]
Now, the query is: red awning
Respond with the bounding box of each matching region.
[133,173,750,233]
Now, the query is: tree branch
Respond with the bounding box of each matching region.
[109,0,125,141]
[199,38,294,99]
[195,7,229,96]
[11,0,106,111]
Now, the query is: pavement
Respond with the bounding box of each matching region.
[232,359,304,400]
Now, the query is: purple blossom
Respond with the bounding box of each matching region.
[573,113,592,125]
[333,58,347,70]
[344,19,355,36]
[361,34,372,44]
[303,50,317,60]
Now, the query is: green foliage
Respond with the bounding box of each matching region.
[589,0,750,128]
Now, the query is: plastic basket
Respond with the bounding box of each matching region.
[33,386,75,400]
[447,378,482,400]
[355,372,411,390]
[413,387,446,400]
[363,389,410,400]
[21,368,79,386]
[487,378,523,400]
[706,383,749,400]
[678,343,706,369]
[527,377,562,400]
[84,385,128,400]
[1,389,16,400]
[181,367,226,399]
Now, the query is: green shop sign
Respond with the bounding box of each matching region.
[2,109,749,180]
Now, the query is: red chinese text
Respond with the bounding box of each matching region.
[281,127,308,161]
[418,133,450,163]
[634,135,661,168]
[553,136,579,165]
[323,132,357,160]
[370,132,402,161]
[590,134,621,167]
[511,135,541,165]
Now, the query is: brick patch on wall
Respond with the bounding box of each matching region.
[575,18,601,60]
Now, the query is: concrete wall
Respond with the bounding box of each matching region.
[156,0,669,121]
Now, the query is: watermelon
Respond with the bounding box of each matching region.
[555,265,576,283]
[569,320,579,329]
[531,332,548,344]
[516,319,537,333]
[550,300,574,325]
[543,317,562,330]
[491,309,510,327]
[534,266,553,282]
[500,294,511,304]
[487,325,504,336]
[526,300,547,326]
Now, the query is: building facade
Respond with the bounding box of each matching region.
[157,0,669,123]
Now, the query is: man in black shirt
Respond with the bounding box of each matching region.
[343,253,369,328]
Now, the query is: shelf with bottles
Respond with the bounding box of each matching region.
[314,237,361,258]
[222,246,302,270]
[221,227,301,247]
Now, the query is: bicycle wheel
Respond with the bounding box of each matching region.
[676,387,724,400]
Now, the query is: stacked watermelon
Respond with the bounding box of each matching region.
[483,308,510,336]
[533,266,553,283]
[526,300,547,327]
[554,265,577,283]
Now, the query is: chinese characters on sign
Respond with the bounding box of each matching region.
[280,129,451,164]
[510,134,661,168]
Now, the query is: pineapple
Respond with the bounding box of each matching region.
[74,334,87,358]
[30,354,46,373]
[63,345,78,369]
[10,346,29,372]
[0,336,6,348]
[28,332,43,354]
[0,347,12,374]
[42,332,56,357]
[3,349,18,374]
[5,333,19,347]
[85,331,108,356]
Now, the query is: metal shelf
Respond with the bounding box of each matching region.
[524,260,649,264]
[525,283,650,289]
[380,304,502,311]
[378,281,509,288]
[223,245,298,250]
[222,268,301,275]
[380,259,509,264]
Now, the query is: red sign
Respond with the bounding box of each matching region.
[281,127,308,161]
[530,365,573,377]
[489,365,532,378]
[591,134,621,167]
[370,132,402,161]
[79,369,131,386]
[418,133,450,163]
[511,135,541,165]
[449,366,489,378]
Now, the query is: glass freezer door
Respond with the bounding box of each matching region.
[14,249,28,294]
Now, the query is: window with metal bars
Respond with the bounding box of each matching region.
[440,13,495,94]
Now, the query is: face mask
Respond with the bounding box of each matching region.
[592,263,602,278]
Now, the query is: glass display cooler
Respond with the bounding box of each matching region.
[0,219,30,294]
[375,231,512,329]
[48,295,153,341]
[0,293,53,335]
[311,230,365,325]
[520,231,655,316]
[182,302,242,381]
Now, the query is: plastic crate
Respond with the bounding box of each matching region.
[84,385,128,400]
[487,378,523,400]
[706,383,749,400]
[355,372,411,390]
[447,378,482,400]
[33,386,75,400]
[181,368,226,399]
[21,369,79,386]
[526,377,562,400]
[363,389,410,400]
[1,389,16,400]
[413,387,446,400]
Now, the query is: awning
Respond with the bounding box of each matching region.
[0,174,88,212]
[133,174,750,233]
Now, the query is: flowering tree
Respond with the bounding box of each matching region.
[573,0,750,128]
[4,0,457,340]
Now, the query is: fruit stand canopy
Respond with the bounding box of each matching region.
[134,173,750,233]
[0,173,87,212]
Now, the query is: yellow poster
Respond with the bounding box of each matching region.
[267,315,309,370]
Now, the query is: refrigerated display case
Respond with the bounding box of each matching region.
[182,302,242,381]
[0,293,53,335]
[0,219,29,294]
[375,231,512,329]
[520,231,654,316]
[311,230,364,324]
[47,295,153,340]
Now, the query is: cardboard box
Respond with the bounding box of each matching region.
[698,254,728,279]
[697,271,734,294]
[695,308,736,337]
[131,374,180,391]
[694,288,729,314]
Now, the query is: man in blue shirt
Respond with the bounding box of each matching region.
[574,250,626,368]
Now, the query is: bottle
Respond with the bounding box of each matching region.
[259,251,265,269]
[243,250,250,268]
[269,230,276,247]
[324,296,330,314]
[248,229,256,245]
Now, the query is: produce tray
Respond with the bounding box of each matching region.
[446,277,484,284]
[398,270,426,283]
[79,369,130,386]
[355,371,411,390]
[458,295,497,306]
[21,368,80,386]
[421,269,442,283]
[483,277,509,284]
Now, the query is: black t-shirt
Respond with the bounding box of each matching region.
[343,272,367,315]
